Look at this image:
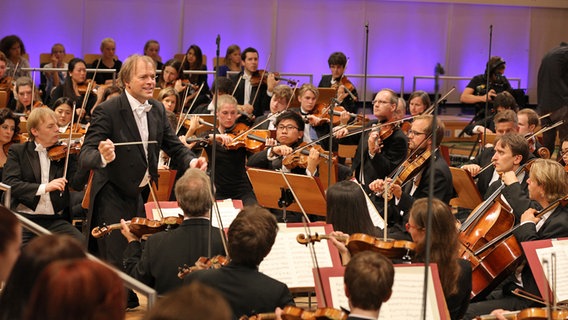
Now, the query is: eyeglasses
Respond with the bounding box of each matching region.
[405,222,424,231]
[407,130,426,136]
[372,100,393,105]
[277,125,298,131]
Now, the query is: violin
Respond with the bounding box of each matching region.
[0,76,14,92]
[241,306,348,320]
[223,123,273,153]
[77,79,97,95]
[250,70,298,86]
[297,233,415,260]
[281,142,332,170]
[177,255,229,279]
[311,103,369,126]
[91,216,183,239]
[47,141,81,161]
[331,76,357,102]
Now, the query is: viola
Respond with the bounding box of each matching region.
[177,255,229,279]
[47,142,81,161]
[91,216,183,239]
[281,142,333,170]
[297,233,415,260]
[250,70,298,86]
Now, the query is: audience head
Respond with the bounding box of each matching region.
[100,37,117,59]
[0,235,86,320]
[344,251,394,313]
[224,44,242,67]
[0,206,21,283]
[23,259,125,320]
[185,44,204,68]
[143,282,231,320]
[228,206,278,267]
[49,43,66,65]
[144,40,160,62]
[175,168,214,217]
[0,35,26,59]
[326,180,377,236]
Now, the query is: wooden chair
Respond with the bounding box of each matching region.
[449,167,483,210]
[212,57,226,68]
[83,54,101,65]
[0,91,9,109]
[337,144,358,165]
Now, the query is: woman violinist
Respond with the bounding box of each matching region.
[0,108,20,179]
[11,77,44,118]
[368,115,454,240]
[50,58,97,123]
[51,97,75,133]
[465,159,568,319]
[317,52,358,114]
[198,95,257,205]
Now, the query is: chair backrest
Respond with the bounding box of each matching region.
[83,53,101,65]
[212,57,226,68]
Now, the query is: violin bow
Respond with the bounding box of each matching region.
[231,75,243,97]
[148,182,164,221]
[75,58,102,128]
[175,83,205,135]
[422,87,455,115]
[62,101,77,181]
[250,52,271,107]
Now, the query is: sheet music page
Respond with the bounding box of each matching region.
[535,244,568,303]
[364,189,385,229]
[259,224,334,289]
[211,199,240,229]
[153,207,183,218]
[324,266,441,320]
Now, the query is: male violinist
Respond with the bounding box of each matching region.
[198,94,256,205]
[253,84,292,130]
[318,52,358,114]
[183,206,295,319]
[231,47,277,117]
[335,89,408,190]
[368,114,453,240]
[289,83,331,146]
[120,168,226,295]
[2,107,83,244]
[517,108,544,158]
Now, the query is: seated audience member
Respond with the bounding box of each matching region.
[23,259,125,320]
[344,251,395,320]
[183,206,295,319]
[121,168,226,294]
[2,108,84,244]
[217,44,242,77]
[144,40,163,70]
[464,159,568,319]
[0,207,21,284]
[0,35,30,80]
[43,43,68,100]
[90,38,122,85]
[143,282,231,320]
[0,235,86,320]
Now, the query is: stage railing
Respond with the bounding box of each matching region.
[412,75,522,92]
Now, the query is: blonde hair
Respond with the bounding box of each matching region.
[27,108,56,141]
[298,83,318,99]
[100,37,116,51]
[528,159,568,203]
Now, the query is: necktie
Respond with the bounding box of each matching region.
[135,103,152,117]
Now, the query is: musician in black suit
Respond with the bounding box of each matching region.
[183,206,294,319]
[318,52,358,114]
[3,107,83,244]
[121,168,226,295]
[289,83,332,147]
[369,115,454,240]
[343,251,394,320]
[464,159,568,319]
[336,89,408,189]
[230,47,275,117]
[79,55,207,267]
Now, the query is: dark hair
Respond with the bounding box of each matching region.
[143,282,231,320]
[495,133,530,165]
[183,45,204,84]
[23,259,125,320]
[0,35,26,57]
[414,114,445,147]
[144,40,159,53]
[0,235,86,320]
[228,206,278,267]
[63,58,87,98]
[407,90,431,111]
[159,59,182,88]
[0,51,7,64]
[51,96,74,111]
[275,110,305,132]
[0,206,19,254]
[344,251,394,311]
[224,45,241,64]
[493,91,517,111]
[211,77,234,95]
[410,198,460,297]
[327,52,347,67]
[326,181,378,236]
[241,47,258,62]
[0,108,20,140]
[101,85,122,101]
[485,56,506,75]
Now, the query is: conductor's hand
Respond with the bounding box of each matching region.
[98,139,116,163]
[45,178,67,193]
[190,156,208,171]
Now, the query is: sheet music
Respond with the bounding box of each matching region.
[151,199,240,230]
[325,266,442,320]
[259,224,334,289]
[535,244,568,303]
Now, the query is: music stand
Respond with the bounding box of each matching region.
[247,168,327,220]
[449,167,483,209]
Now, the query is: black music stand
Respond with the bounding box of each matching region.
[247,168,327,221]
